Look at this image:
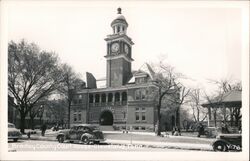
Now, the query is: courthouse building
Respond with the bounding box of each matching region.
[70,8,179,131]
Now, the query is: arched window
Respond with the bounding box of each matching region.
[117,26,120,33]
[115,92,120,102]
[108,93,113,102]
[122,92,127,105]
[95,94,100,103]
[89,94,93,103]
[101,93,106,103]
[122,92,127,101]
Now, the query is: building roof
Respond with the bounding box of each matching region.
[202,90,242,108]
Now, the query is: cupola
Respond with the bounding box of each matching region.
[111,8,128,34]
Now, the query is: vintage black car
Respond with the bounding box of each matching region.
[8,123,22,142]
[56,124,105,144]
[212,133,242,152]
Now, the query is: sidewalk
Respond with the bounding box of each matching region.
[21,131,214,151]
[106,139,213,151]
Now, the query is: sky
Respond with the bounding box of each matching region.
[6,1,244,94]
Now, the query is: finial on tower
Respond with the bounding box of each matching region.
[117,7,122,14]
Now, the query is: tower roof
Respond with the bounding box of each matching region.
[111,8,128,27]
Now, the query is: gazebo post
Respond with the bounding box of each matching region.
[207,107,211,127]
[223,104,226,124]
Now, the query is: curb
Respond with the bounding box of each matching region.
[20,136,213,151]
[108,142,213,151]
[106,139,213,151]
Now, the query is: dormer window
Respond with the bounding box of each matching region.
[135,77,147,84]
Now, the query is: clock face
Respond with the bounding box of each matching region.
[111,43,119,52]
[124,44,129,54]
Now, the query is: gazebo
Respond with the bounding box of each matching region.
[202,90,242,129]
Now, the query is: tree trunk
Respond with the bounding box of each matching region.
[156,105,161,136]
[20,112,26,134]
[175,108,180,128]
[68,101,71,129]
[30,117,35,130]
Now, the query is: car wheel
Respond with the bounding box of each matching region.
[58,135,64,143]
[94,141,100,144]
[81,136,90,145]
[213,141,227,152]
[13,138,18,142]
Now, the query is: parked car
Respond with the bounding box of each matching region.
[8,123,22,142]
[212,133,242,152]
[56,124,105,144]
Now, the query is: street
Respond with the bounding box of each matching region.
[8,140,189,152]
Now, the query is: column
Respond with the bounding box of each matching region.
[106,93,108,105]
[120,92,122,105]
[112,92,115,105]
[223,105,226,123]
[208,107,211,127]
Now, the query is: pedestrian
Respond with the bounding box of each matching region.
[197,123,204,137]
[238,125,241,134]
[41,123,47,136]
[221,122,229,134]
[172,127,176,135]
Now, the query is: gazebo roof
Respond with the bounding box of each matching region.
[202,90,242,108]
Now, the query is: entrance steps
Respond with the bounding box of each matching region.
[99,125,114,131]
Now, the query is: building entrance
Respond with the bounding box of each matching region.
[99,111,113,125]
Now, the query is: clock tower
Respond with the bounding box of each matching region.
[105,8,134,87]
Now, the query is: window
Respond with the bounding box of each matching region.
[95,94,100,103]
[135,108,147,122]
[108,93,113,102]
[79,95,82,99]
[122,92,127,101]
[135,90,140,100]
[101,94,106,103]
[117,26,120,33]
[115,92,120,102]
[89,94,93,103]
[135,89,147,100]
[78,112,82,121]
[142,112,146,121]
[74,113,77,122]
[141,89,146,100]
[135,112,140,121]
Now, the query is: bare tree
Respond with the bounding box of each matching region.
[189,89,208,124]
[165,86,190,128]
[8,40,64,133]
[149,63,184,136]
[47,99,67,127]
[28,102,45,129]
[58,64,84,128]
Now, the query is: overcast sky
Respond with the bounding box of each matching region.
[6,1,243,93]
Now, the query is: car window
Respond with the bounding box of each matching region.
[77,126,85,131]
[8,124,15,128]
[89,126,99,131]
[71,126,78,130]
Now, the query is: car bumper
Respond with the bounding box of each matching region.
[90,138,106,142]
[8,136,21,139]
